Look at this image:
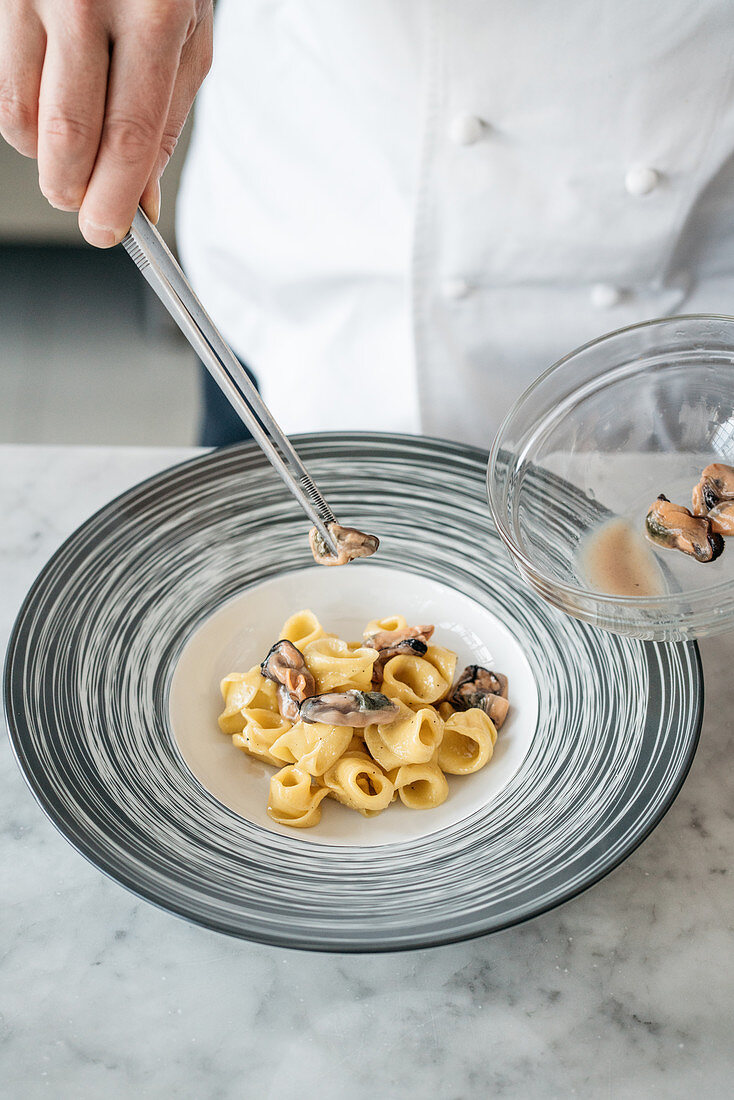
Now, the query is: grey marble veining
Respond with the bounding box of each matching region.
[1,445,732,1100]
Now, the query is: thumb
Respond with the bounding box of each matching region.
[140,175,162,224]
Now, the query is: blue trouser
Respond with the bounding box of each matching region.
[198,360,259,447]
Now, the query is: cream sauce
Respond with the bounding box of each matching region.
[580,518,665,598]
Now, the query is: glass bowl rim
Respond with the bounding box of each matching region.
[487,312,734,608]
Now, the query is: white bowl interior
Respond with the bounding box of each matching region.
[169,564,538,847]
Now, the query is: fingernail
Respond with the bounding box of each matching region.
[147,179,161,224]
[79,218,122,248]
[40,184,82,212]
[152,179,161,223]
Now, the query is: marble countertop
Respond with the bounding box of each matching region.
[2,445,732,1100]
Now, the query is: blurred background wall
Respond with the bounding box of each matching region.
[0,120,199,446]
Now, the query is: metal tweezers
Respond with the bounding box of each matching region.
[121,205,339,556]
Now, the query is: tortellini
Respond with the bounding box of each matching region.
[217,611,509,829]
[363,614,408,637]
[279,609,328,651]
[322,752,394,817]
[390,762,449,809]
[232,708,292,766]
[270,720,353,776]
[438,710,498,775]
[268,766,330,827]
[365,702,443,767]
[381,654,450,708]
[218,668,278,733]
[302,636,376,692]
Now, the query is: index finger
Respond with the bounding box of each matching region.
[36,18,109,212]
[78,31,183,246]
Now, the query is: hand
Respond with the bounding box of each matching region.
[0,0,213,245]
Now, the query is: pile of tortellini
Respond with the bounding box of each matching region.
[217,610,508,828]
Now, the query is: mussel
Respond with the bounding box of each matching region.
[645,495,723,563]
[300,690,400,727]
[309,523,380,567]
[363,624,435,685]
[260,640,316,719]
[448,665,510,729]
[692,463,734,516]
[708,500,734,536]
[276,685,302,723]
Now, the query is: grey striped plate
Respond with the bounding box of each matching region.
[3,434,702,952]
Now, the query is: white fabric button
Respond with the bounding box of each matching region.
[448,114,484,146]
[590,283,623,309]
[625,165,660,196]
[443,278,472,300]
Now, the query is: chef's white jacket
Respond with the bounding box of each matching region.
[177,0,734,449]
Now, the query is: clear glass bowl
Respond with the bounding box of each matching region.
[488,315,734,641]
